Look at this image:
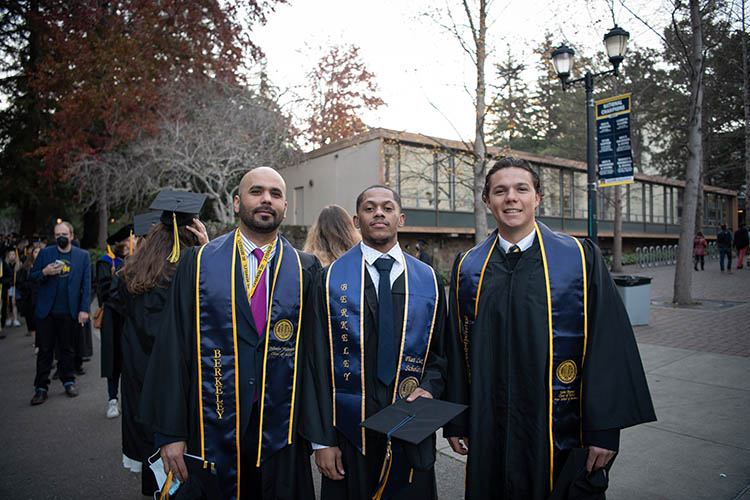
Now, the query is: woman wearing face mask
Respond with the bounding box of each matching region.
[17,246,43,349]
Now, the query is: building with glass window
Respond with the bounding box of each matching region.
[281,128,738,268]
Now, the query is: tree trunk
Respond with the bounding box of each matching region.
[695,165,704,233]
[673,0,705,305]
[471,0,489,243]
[742,0,750,219]
[80,206,100,249]
[97,201,108,249]
[612,185,624,272]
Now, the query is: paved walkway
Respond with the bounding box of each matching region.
[0,262,747,499]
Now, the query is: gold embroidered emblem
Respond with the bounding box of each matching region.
[398,376,420,399]
[556,360,577,384]
[341,283,348,291]
[273,319,294,342]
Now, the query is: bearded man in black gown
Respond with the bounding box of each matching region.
[141,167,319,500]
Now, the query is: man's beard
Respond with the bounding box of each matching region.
[239,202,283,234]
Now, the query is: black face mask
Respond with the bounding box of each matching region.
[56,236,69,248]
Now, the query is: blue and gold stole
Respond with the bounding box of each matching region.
[326,245,439,453]
[456,221,588,489]
[195,229,303,500]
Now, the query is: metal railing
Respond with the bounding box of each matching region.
[635,242,717,268]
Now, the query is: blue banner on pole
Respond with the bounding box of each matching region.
[596,94,634,187]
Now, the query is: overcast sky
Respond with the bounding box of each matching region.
[252,0,671,147]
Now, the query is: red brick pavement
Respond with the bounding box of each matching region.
[624,260,750,357]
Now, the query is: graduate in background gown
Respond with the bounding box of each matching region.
[301,185,448,500]
[140,168,319,500]
[443,158,656,500]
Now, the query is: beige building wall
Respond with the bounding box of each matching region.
[281,138,382,225]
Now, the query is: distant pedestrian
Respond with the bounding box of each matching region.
[717,224,733,273]
[18,246,42,345]
[303,204,361,266]
[693,231,707,271]
[415,239,434,267]
[29,221,91,405]
[733,226,748,270]
[3,249,22,327]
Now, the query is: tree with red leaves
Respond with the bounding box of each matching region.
[13,0,283,245]
[304,44,385,147]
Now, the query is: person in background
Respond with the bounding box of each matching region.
[733,226,748,270]
[693,231,708,271]
[303,204,361,267]
[29,221,91,405]
[4,249,22,327]
[716,224,733,273]
[97,225,135,419]
[18,246,42,346]
[415,239,433,267]
[103,208,207,496]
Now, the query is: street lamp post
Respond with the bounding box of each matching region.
[550,26,630,243]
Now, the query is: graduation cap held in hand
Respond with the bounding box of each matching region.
[149,190,207,263]
[361,397,467,499]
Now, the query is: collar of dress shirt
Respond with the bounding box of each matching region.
[360,241,404,266]
[497,227,536,253]
[239,231,277,259]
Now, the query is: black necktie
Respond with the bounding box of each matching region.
[508,244,521,254]
[374,256,396,386]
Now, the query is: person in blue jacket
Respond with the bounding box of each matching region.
[29,221,91,405]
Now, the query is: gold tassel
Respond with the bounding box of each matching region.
[167,212,180,263]
[106,245,115,260]
[371,442,393,500]
[129,230,134,254]
[159,471,173,500]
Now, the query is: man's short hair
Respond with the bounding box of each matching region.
[482,157,542,200]
[55,221,74,235]
[355,185,402,212]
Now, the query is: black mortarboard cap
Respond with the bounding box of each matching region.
[549,447,610,500]
[149,190,207,263]
[149,190,207,227]
[133,212,162,237]
[361,397,467,445]
[158,454,221,500]
[106,225,134,245]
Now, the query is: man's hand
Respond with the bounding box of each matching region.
[43,262,62,276]
[78,312,89,324]
[315,446,345,480]
[447,436,469,455]
[161,441,188,482]
[586,445,615,472]
[187,218,210,246]
[405,387,432,402]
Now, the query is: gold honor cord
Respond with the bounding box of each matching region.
[235,229,276,305]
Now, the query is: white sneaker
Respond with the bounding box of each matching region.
[106,399,120,419]
[4,319,10,327]
[12,320,20,327]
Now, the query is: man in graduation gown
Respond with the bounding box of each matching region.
[443,158,656,500]
[301,185,448,500]
[140,167,319,500]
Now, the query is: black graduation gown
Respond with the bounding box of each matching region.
[99,259,122,379]
[300,265,448,500]
[102,274,170,494]
[140,243,320,500]
[443,237,656,500]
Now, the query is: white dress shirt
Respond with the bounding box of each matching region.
[497,228,536,253]
[238,231,277,306]
[312,241,404,451]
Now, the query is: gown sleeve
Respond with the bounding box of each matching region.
[442,252,470,438]
[580,239,656,449]
[299,267,339,448]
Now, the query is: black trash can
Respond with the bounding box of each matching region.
[612,275,652,326]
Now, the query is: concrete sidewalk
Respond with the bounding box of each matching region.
[0,262,747,499]
[433,263,750,499]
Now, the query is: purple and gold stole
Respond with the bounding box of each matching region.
[456,221,588,490]
[195,229,303,500]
